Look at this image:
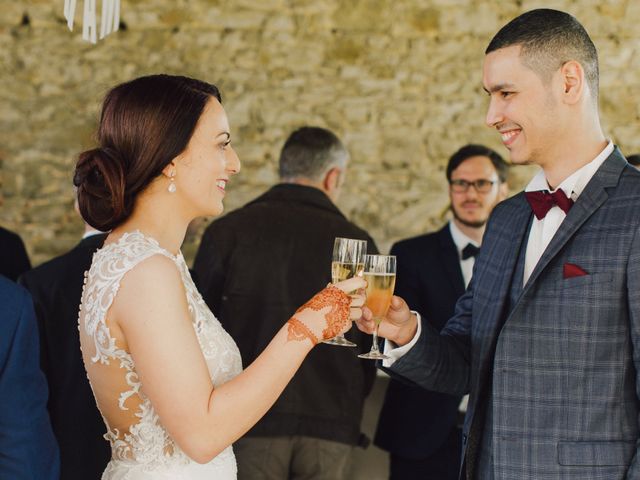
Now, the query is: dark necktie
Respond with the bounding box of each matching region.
[462,243,480,260]
[525,189,574,220]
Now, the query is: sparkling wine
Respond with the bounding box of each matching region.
[364,272,396,320]
[331,261,365,284]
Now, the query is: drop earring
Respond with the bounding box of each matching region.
[168,170,177,193]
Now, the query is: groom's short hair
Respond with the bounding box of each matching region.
[486,9,599,101]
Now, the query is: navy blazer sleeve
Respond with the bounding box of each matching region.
[0,280,60,480]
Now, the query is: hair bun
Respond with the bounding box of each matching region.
[73,147,131,231]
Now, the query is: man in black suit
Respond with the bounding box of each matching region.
[19,218,110,480]
[374,144,508,479]
[0,226,31,281]
[194,126,377,480]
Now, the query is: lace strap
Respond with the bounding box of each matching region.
[81,232,177,365]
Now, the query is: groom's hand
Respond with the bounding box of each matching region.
[355,295,418,347]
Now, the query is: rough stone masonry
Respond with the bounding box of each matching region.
[1,0,638,264]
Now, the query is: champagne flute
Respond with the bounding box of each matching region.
[323,237,367,347]
[358,254,396,360]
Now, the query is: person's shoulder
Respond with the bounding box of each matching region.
[0,275,31,317]
[486,193,527,223]
[113,252,183,308]
[23,235,104,284]
[0,277,29,361]
[121,252,181,285]
[0,226,23,246]
[0,274,25,294]
[203,192,269,233]
[391,230,441,254]
[340,219,374,239]
[618,162,640,190]
[20,248,75,285]
[110,253,188,330]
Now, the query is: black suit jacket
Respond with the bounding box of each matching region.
[193,184,377,446]
[19,233,110,480]
[375,225,465,459]
[0,226,31,282]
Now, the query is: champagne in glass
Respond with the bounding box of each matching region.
[331,261,365,283]
[323,237,367,347]
[358,255,396,360]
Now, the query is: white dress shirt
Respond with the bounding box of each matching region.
[523,141,613,284]
[384,140,614,367]
[82,229,105,239]
[449,220,479,289]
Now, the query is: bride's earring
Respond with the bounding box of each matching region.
[168,170,177,193]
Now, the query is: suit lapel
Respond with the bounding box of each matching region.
[465,196,532,475]
[437,226,465,296]
[473,195,531,382]
[519,149,626,296]
[483,195,532,321]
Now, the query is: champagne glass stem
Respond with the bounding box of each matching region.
[370,323,381,355]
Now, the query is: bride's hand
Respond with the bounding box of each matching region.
[287,277,366,345]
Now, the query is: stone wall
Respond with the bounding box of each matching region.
[2,0,639,265]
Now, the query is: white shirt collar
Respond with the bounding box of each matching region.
[525,141,614,200]
[449,220,479,255]
[82,229,104,239]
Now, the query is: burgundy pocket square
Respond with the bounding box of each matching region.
[563,263,588,279]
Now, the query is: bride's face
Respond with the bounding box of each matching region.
[174,97,240,218]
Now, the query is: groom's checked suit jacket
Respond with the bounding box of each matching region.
[388,149,640,480]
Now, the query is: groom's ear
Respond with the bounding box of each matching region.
[559,60,585,105]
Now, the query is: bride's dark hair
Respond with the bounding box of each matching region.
[73,74,221,231]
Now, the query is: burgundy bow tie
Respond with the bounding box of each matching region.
[525,189,574,220]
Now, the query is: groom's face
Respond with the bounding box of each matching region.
[483,45,561,168]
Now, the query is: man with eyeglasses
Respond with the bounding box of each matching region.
[374,144,508,480]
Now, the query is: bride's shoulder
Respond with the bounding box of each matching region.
[105,244,186,328]
[99,230,168,258]
[90,230,183,297]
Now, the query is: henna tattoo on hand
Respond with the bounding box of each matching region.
[295,285,352,341]
[287,317,319,345]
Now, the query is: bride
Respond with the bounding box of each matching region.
[74,74,364,479]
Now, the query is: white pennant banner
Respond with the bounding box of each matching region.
[63,0,121,44]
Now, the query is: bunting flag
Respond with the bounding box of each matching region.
[63,0,120,44]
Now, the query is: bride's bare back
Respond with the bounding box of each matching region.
[79,231,242,477]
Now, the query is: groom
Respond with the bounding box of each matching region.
[358,9,640,479]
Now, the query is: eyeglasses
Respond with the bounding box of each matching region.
[449,179,496,193]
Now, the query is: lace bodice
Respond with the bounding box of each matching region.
[79,231,242,476]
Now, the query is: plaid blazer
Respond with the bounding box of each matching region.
[390,148,640,479]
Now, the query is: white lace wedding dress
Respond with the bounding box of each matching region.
[78,231,243,479]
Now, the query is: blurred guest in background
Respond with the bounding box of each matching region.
[19,201,109,480]
[0,275,59,480]
[374,144,508,479]
[0,226,31,281]
[194,126,377,480]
